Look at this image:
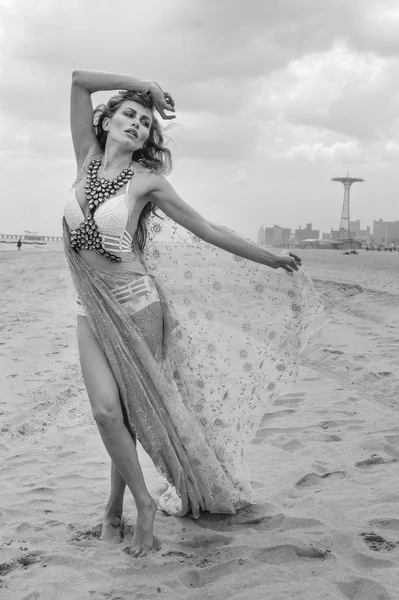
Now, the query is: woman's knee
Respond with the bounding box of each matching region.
[77,318,124,432]
[91,394,123,432]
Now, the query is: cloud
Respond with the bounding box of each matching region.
[231,169,254,186]
[285,140,360,163]
[352,1,399,56]
[254,43,399,140]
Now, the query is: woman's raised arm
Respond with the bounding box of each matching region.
[70,70,175,169]
[148,175,301,273]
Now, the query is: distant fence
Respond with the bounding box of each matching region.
[0,234,63,243]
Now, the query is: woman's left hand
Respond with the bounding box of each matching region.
[273,251,302,274]
[148,81,176,120]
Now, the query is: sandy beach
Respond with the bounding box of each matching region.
[1,247,398,600]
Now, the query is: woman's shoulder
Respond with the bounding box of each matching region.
[132,161,163,177]
[132,163,166,191]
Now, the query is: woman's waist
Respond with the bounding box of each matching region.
[77,248,147,275]
[99,230,133,253]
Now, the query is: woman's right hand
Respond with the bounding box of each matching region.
[148,81,176,120]
[273,251,302,274]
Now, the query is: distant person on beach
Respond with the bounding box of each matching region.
[63,69,323,557]
[17,238,22,251]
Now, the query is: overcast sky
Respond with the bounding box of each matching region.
[0,0,398,238]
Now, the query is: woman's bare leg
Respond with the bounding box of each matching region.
[77,315,157,558]
[103,404,135,542]
[102,300,163,547]
[101,462,126,543]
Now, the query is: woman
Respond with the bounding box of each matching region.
[63,69,323,558]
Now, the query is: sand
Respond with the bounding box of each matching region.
[1,247,398,600]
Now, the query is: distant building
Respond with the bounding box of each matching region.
[331,239,362,250]
[299,239,327,249]
[257,225,291,246]
[322,232,332,241]
[359,226,371,241]
[373,220,399,245]
[295,223,319,243]
[349,220,360,235]
[349,221,371,241]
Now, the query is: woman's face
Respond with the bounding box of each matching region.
[105,100,153,151]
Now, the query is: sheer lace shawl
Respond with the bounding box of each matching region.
[63,188,325,518]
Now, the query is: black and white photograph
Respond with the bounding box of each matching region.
[1,1,398,598]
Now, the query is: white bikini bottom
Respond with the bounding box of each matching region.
[76,272,160,317]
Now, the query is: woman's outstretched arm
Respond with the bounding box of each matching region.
[70,70,175,168]
[148,176,301,273]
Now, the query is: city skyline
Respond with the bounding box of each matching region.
[258,217,399,245]
[1,213,397,241]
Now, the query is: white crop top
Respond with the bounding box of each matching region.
[64,179,133,253]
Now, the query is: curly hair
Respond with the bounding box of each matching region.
[93,90,171,251]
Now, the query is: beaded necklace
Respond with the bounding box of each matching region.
[70,157,135,262]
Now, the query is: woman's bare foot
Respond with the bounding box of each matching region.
[100,510,123,543]
[126,498,157,558]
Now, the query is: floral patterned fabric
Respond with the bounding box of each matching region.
[63,204,324,518]
[141,215,325,511]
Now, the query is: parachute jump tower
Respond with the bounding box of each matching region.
[331,176,364,240]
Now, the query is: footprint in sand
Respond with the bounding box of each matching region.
[319,419,363,431]
[252,544,329,564]
[258,409,296,426]
[68,523,102,542]
[180,533,234,549]
[179,559,241,589]
[384,434,399,447]
[338,577,391,600]
[253,424,304,452]
[355,455,397,468]
[273,392,305,407]
[0,560,15,577]
[278,439,304,452]
[295,471,346,488]
[369,518,399,531]
[318,434,342,442]
[21,592,40,600]
[360,532,398,552]
[0,551,41,578]
[161,549,194,560]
